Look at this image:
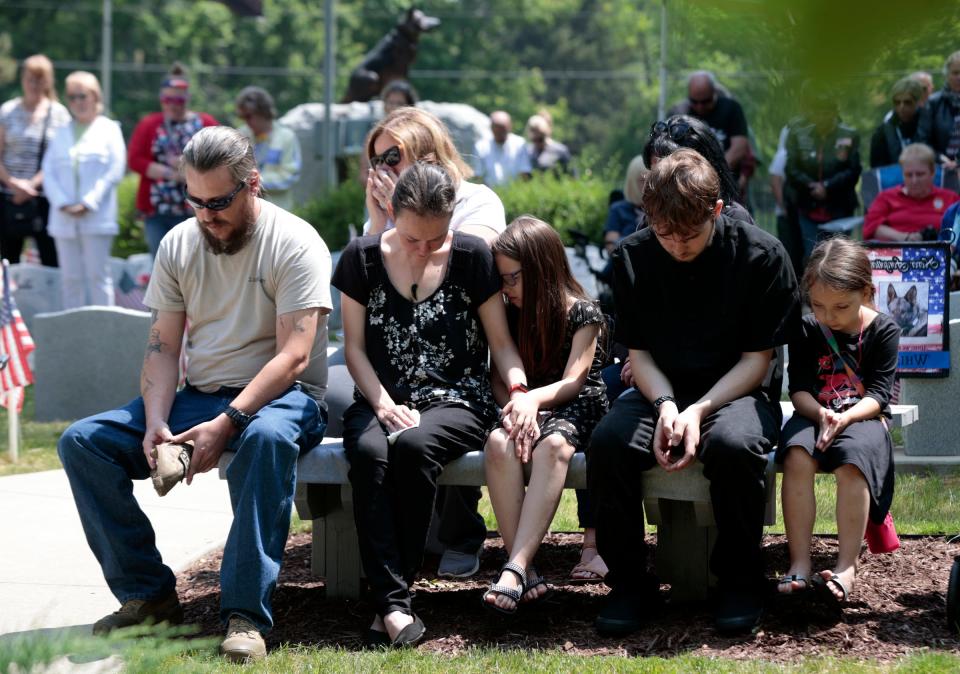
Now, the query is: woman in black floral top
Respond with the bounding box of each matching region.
[482,216,608,615]
[331,163,537,647]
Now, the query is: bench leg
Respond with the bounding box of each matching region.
[314,490,363,599]
[650,498,717,601]
[293,483,363,599]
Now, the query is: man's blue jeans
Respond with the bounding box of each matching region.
[57,384,327,633]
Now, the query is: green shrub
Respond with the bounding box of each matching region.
[112,172,147,258]
[293,170,615,253]
[295,179,366,252]
[494,172,612,245]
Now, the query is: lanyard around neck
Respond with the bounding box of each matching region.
[817,320,866,397]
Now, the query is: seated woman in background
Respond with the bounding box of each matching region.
[364,107,505,245]
[864,143,959,242]
[870,76,924,169]
[332,162,537,647]
[602,155,647,254]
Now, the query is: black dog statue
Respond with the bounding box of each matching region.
[342,7,440,103]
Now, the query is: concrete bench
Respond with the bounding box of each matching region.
[219,402,918,601]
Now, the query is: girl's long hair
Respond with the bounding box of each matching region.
[492,216,591,379]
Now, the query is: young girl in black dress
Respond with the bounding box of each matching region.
[777,238,899,603]
[482,216,608,614]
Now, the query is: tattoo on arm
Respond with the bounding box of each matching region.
[293,315,308,333]
[151,310,158,324]
[144,329,163,362]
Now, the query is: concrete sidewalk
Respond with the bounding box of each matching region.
[0,468,232,638]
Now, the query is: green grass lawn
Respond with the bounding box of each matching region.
[4,636,958,674]
[0,388,70,476]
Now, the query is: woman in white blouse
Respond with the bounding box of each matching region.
[42,71,126,308]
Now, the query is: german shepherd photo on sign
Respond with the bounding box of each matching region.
[883,282,929,337]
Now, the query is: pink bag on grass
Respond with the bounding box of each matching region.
[865,512,900,554]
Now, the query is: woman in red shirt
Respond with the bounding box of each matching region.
[127,63,217,257]
[864,143,959,242]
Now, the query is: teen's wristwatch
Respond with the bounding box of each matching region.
[652,395,676,412]
[224,405,253,431]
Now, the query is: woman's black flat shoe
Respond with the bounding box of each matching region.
[391,614,426,648]
[363,628,391,649]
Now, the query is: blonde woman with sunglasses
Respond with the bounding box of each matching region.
[364,107,505,245]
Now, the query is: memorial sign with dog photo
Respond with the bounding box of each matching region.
[866,242,951,377]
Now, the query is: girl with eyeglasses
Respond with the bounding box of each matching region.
[364,107,505,245]
[41,71,126,308]
[332,162,535,647]
[127,62,218,257]
[0,54,71,266]
[482,216,608,615]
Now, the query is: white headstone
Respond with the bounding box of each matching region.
[901,317,960,455]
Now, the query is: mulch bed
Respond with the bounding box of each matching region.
[177,532,960,662]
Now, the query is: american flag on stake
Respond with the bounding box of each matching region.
[0,259,35,415]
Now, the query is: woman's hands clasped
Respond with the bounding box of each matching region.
[500,392,540,462]
[377,403,420,434]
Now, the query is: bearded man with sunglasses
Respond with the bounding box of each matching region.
[58,126,332,663]
[587,149,798,636]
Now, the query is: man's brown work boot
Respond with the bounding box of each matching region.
[220,615,267,663]
[150,442,194,496]
[91,592,184,635]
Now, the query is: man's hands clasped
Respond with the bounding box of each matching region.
[652,400,702,472]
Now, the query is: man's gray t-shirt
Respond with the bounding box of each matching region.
[144,199,333,404]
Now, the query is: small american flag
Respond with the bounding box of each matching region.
[0,260,35,412]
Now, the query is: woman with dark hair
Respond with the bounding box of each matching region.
[643,114,752,227]
[332,162,536,647]
[127,63,218,257]
[0,54,70,265]
[483,216,607,614]
[381,79,419,115]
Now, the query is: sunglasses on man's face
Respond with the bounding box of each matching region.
[185,182,246,212]
[161,95,187,105]
[370,145,402,169]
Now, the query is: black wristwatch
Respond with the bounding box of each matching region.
[224,405,253,431]
[652,395,676,412]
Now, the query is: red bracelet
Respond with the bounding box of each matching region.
[509,383,529,396]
